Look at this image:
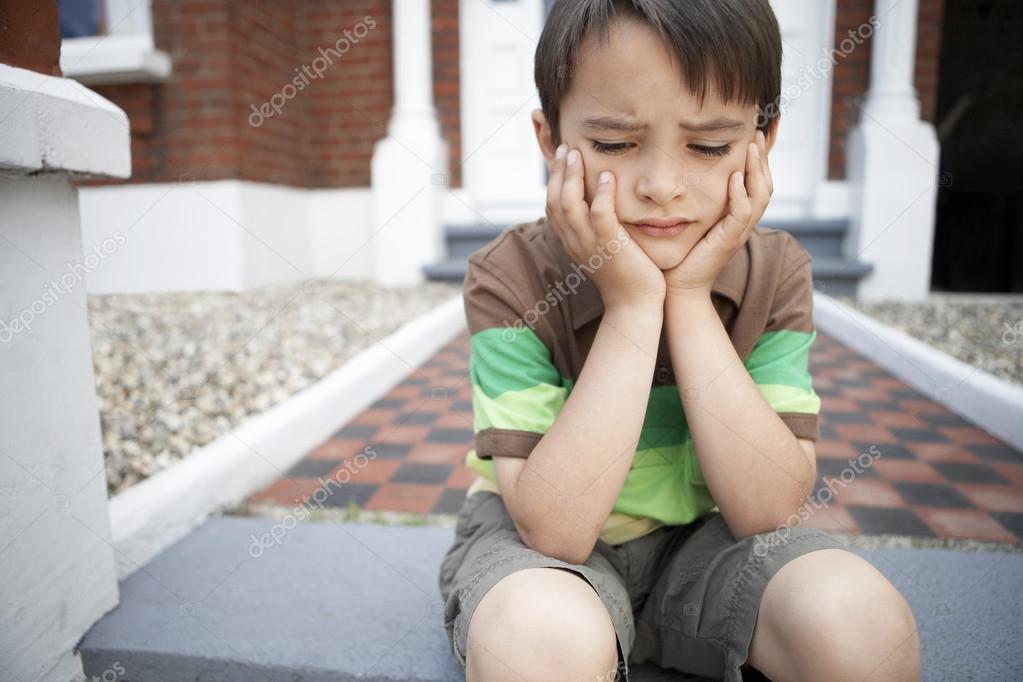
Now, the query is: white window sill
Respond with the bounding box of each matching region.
[60,34,171,86]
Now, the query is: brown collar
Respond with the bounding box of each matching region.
[542,216,749,331]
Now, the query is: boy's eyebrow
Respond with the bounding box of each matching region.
[579,115,745,133]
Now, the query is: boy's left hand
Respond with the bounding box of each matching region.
[663,128,773,299]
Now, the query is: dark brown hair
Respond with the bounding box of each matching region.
[534,0,783,146]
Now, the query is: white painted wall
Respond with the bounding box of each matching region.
[78,182,375,294]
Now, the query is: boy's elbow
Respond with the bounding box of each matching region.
[521,518,597,565]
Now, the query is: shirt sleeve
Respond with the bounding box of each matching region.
[464,258,569,460]
[743,241,822,441]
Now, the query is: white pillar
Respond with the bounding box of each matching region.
[845,0,940,301]
[371,0,449,286]
[0,63,130,681]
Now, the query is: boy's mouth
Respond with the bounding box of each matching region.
[628,219,694,237]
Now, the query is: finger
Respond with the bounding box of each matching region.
[545,144,577,252]
[757,129,774,197]
[723,170,753,241]
[560,148,593,245]
[745,138,769,214]
[546,143,566,222]
[589,169,620,244]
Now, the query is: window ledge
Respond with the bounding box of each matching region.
[60,34,171,86]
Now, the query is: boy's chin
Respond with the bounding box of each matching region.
[635,239,691,271]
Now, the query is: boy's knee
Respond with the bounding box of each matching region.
[467,567,618,676]
[771,549,920,680]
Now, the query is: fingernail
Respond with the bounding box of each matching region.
[567,149,578,166]
[555,144,566,160]
[750,142,760,160]
[599,170,611,184]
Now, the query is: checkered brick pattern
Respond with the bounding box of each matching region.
[248,330,1023,543]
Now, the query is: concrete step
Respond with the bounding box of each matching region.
[79,516,1023,681]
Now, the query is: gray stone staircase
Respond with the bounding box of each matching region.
[77,514,1023,680]
[423,219,873,297]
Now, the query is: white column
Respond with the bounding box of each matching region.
[0,64,130,681]
[371,0,449,286]
[844,0,940,301]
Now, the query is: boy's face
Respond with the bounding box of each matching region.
[532,16,779,271]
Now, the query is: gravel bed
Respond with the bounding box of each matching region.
[88,279,461,496]
[833,293,1023,387]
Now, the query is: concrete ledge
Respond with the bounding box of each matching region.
[61,34,172,85]
[109,295,466,579]
[0,63,130,177]
[80,516,1023,681]
[813,292,1023,452]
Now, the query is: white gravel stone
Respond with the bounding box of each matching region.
[835,293,1023,387]
[88,279,461,496]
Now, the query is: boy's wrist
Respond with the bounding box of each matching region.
[664,288,714,312]
[603,300,665,324]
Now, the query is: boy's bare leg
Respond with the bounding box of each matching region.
[466,567,619,682]
[746,548,921,682]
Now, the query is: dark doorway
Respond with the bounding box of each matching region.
[931,0,1023,292]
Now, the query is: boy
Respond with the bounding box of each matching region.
[439,1,920,680]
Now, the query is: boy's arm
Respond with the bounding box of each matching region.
[663,275,818,541]
[499,302,663,565]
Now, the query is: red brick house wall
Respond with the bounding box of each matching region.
[86,0,461,189]
[86,0,940,190]
[828,0,945,180]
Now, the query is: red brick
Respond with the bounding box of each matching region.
[364,483,443,513]
[868,411,928,429]
[407,443,470,465]
[873,459,945,484]
[333,458,400,485]
[446,466,478,489]
[800,504,860,534]
[833,423,899,443]
[829,479,905,507]
[248,477,324,505]
[956,484,1023,513]
[939,426,1003,446]
[916,508,1018,543]
[906,442,979,464]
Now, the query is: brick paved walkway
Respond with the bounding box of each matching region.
[248,330,1023,544]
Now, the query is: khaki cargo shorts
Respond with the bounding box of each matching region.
[438,490,848,681]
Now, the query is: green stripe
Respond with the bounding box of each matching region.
[757,383,821,414]
[744,329,816,389]
[472,382,568,433]
[465,436,717,525]
[470,327,565,397]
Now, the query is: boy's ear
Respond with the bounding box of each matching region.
[764,114,781,155]
[531,108,557,168]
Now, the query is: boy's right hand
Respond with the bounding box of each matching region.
[546,144,666,311]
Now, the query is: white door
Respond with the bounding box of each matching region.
[767,0,838,218]
[459,0,547,224]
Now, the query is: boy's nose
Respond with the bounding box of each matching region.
[635,154,687,206]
